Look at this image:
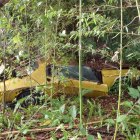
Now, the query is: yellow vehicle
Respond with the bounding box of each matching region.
[0,59,138,106]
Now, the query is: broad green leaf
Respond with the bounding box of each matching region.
[105,119,115,132]
[117,115,127,123]
[121,101,133,108]
[37,2,42,6]
[59,104,65,114]
[22,129,29,135]
[138,98,140,104]
[21,138,26,140]
[128,87,140,99]
[45,114,49,119]
[41,119,51,126]
[138,86,140,92]
[70,105,77,119]
[80,127,86,135]
[97,133,102,140]
[0,64,5,75]
[105,119,115,125]
[87,134,94,140]
[13,33,21,44]
[13,102,20,113]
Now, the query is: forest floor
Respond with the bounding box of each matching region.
[0,93,135,140]
[0,56,139,139]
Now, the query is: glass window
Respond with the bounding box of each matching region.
[46,65,101,82]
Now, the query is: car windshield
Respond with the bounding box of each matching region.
[46,65,100,83]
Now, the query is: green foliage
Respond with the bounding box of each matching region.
[110,67,140,94]
[120,98,140,139]
[0,0,140,139]
[109,76,131,94]
[0,0,139,65]
[128,87,140,99]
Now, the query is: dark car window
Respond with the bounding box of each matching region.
[46,65,101,83]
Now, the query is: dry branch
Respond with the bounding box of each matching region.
[0,121,101,137]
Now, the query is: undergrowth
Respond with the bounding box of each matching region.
[0,0,140,139]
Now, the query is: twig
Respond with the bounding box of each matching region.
[0,121,101,136]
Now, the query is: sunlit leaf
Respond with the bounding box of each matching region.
[13,33,21,44]
[0,64,5,75]
[59,104,65,114]
[41,119,51,126]
[137,86,140,92]
[117,115,127,123]
[70,105,77,119]
[97,133,102,140]
[105,118,115,124]
[22,129,29,135]
[45,114,49,119]
[128,87,140,99]
[13,102,20,113]
[87,134,94,140]
[121,101,133,108]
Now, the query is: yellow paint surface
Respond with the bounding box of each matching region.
[1,61,138,103]
[102,69,129,87]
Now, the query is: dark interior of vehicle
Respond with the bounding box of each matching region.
[46,64,102,83]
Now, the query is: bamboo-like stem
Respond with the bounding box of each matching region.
[50,0,61,108]
[79,0,82,126]
[0,11,7,115]
[2,33,6,114]
[136,0,140,22]
[113,0,123,139]
[25,2,33,104]
[44,1,47,103]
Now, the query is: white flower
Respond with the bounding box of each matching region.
[19,50,24,56]
[0,64,5,74]
[111,51,119,62]
[62,30,66,35]
[59,30,66,37]
[15,55,20,61]
[26,67,33,75]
